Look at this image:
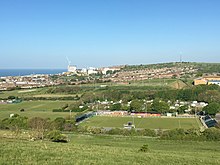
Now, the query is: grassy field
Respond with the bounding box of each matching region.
[32,94,77,97]
[0,101,75,119]
[0,87,79,98]
[0,88,47,98]
[82,116,202,129]
[0,133,219,164]
[0,79,177,98]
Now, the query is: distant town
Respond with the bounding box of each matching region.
[0,62,220,90]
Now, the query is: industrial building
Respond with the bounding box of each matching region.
[194,76,220,86]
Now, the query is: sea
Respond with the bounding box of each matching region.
[0,69,67,77]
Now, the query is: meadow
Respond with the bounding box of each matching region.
[0,88,46,98]
[0,133,219,165]
[0,101,75,119]
[0,87,79,98]
[0,78,185,100]
[82,116,202,129]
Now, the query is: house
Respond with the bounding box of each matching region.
[130,112,161,117]
[96,110,128,116]
[207,80,220,86]
[194,78,207,85]
[194,76,220,85]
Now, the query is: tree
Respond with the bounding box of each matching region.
[203,102,220,116]
[28,117,49,140]
[8,96,17,100]
[130,99,144,112]
[198,90,220,103]
[121,93,133,102]
[177,105,188,114]
[81,92,96,103]
[51,117,66,131]
[2,114,28,136]
[110,103,122,111]
[106,70,113,75]
[64,120,77,131]
[177,89,193,101]
[151,99,169,113]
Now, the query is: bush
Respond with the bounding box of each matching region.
[51,117,66,131]
[137,129,157,137]
[124,128,136,136]
[46,130,68,143]
[52,109,63,112]
[28,117,49,140]
[139,144,149,152]
[202,128,220,141]
[106,128,123,135]
[87,127,103,134]
[161,128,186,140]
[160,128,220,141]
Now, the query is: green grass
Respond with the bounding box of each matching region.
[32,94,78,97]
[0,88,48,98]
[0,133,219,164]
[0,87,80,99]
[0,101,75,119]
[82,116,202,129]
[0,79,177,99]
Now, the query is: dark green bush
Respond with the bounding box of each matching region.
[137,129,157,137]
[139,144,149,152]
[161,128,186,140]
[46,130,68,143]
[202,128,220,141]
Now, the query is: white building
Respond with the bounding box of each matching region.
[87,67,98,75]
[101,67,110,75]
[81,68,87,74]
[68,65,77,73]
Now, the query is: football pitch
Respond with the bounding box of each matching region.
[82,116,202,129]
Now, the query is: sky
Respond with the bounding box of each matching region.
[0,0,220,69]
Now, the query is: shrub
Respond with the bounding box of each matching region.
[202,128,220,141]
[63,122,77,132]
[139,144,149,152]
[51,117,66,131]
[88,127,102,134]
[46,130,68,143]
[28,117,49,139]
[161,128,186,140]
[106,128,123,135]
[137,129,157,137]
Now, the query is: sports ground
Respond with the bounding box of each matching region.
[82,116,202,129]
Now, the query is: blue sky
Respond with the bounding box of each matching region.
[0,0,220,69]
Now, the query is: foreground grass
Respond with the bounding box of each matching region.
[82,116,202,129]
[0,133,220,165]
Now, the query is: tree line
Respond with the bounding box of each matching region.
[0,115,76,142]
[78,126,220,141]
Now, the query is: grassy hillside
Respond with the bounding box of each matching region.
[0,101,75,119]
[0,133,219,165]
[169,80,188,89]
[0,88,47,98]
[122,62,220,73]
